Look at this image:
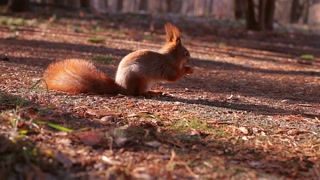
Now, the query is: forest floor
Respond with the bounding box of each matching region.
[0,10,320,180]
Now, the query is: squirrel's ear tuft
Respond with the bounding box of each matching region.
[165,23,181,45]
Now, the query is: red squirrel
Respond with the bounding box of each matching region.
[43,23,193,96]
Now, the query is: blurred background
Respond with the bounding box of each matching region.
[1,0,320,32]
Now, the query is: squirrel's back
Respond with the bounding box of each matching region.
[43,59,119,94]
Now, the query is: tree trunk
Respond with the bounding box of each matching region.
[0,0,8,6]
[80,0,90,8]
[208,0,214,15]
[8,0,29,12]
[245,0,275,31]
[166,0,181,13]
[302,0,310,24]
[290,0,301,23]
[258,0,267,30]
[117,0,123,12]
[139,0,148,11]
[234,0,245,19]
[265,0,275,30]
[245,0,259,30]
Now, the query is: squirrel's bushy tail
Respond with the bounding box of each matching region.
[43,59,120,94]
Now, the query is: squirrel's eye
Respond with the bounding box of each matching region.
[185,52,190,57]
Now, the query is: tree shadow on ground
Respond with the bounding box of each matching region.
[123,122,317,179]
[152,93,320,120]
[0,92,68,179]
[181,58,320,104]
[192,57,320,76]
[190,43,320,66]
[226,35,320,58]
[0,91,113,179]
[192,27,320,58]
[0,92,317,179]
[0,38,131,68]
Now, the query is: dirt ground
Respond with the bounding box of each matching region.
[0,11,319,179]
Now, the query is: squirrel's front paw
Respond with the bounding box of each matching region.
[185,66,194,74]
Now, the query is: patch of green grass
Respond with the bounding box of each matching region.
[35,121,74,133]
[95,26,105,32]
[29,79,48,92]
[144,34,157,40]
[298,54,314,65]
[217,42,227,48]
[15,96,27,109]
[88,37,106,44]
[0,16,7,25]
[169,119,209,132]
[65,24,82,33]
[25,19,38,27]
[300,54,314,59]
[188,119,208,130]
[66,24,74,29]
[116,30,126,36]
[168,119,189,132]
[0,16,39,29]
[8,18,26,26]
[209,128,229,138]
[92,54,114,64]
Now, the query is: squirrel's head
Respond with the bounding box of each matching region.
[162,23,190,65]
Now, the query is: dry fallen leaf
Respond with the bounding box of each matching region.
[284,116,303,121]
[100,116,115,123]
[238,127,249,135]
[145,141,162,148]
[127,113,139,118]
[101,155,122,165]
[114,137,128,147]
[76,131,102,146]
[241,136,248,141]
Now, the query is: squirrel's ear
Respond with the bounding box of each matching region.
[165,23,181,45]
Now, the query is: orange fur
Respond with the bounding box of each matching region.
[42,23,193,96]
[43,59,119,94]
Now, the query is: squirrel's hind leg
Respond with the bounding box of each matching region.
[120,76,149,96]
